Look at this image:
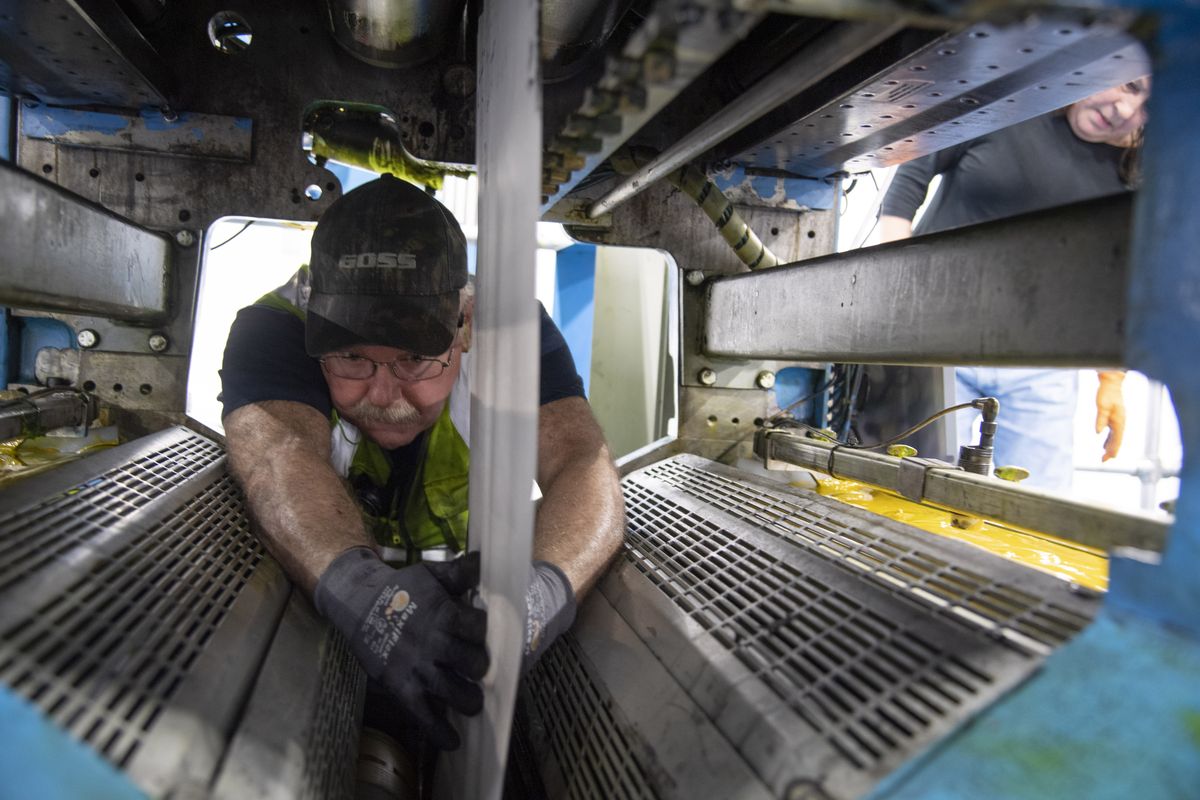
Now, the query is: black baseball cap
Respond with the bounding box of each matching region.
[305,174,468,357]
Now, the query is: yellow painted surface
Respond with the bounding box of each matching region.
[0,427,119,486]
[811,477,1109,592]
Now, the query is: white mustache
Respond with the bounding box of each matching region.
[344,397,422,425]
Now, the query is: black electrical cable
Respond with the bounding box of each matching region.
[209,220,255,250]
[775,401,979,451]
[712,375,842,463]
[0,386,86,409]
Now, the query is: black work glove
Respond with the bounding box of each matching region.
[314,547,488,750]
[522,561,576,672]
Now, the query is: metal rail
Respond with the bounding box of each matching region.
[755,428,1169,554]
[705,193,1132,366]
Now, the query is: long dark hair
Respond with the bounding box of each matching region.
[1119,126,1145,188]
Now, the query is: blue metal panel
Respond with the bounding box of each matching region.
[867,10,1200,798]
[553,244,597,396]
[869,611,1200,799]
[16,317,74,384]
[20,104,252,161]
[1,93,11,161]
[0,687,144,799]
[1112,10,1200,637]
[711,165,836,211]
[774,366,821,424]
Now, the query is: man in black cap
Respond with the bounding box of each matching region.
[219,175,625,751]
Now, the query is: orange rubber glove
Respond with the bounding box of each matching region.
[1095,371,1126,462]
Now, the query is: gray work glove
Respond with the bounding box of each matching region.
[314,547,488,750]
[522,561,576,672]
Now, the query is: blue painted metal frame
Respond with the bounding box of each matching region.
[553,244,597,396]
[0,687,143,799]
[869,9,1200,798]
[15,317,74,385]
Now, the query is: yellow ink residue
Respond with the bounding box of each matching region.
[812,477,1109,592]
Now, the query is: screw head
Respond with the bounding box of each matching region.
[755,370,776,390]
[887,444,918,458]
[77,329,100,349]
[697,368,717,386]
[443,64,475,98]
[148,333,169,353]
[685,270,706,286]
[174,229,196,247]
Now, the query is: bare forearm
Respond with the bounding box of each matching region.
[535,397,626,599]
[878,214,914,243]
[225,401,373,595]
[534,447,625,599]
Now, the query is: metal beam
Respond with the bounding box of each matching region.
[756,429,1169,554]
[705,192,1132,366]
[586,21,902,218]
[541,0,766,214]
[0,161,171,322]
[727,16,1148,177]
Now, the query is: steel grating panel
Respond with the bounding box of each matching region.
[302,630,365,800]
[613,454,1094,794]
[525,634,659,800]
[0,427,223,593]
[638,455,1097,654]
[0,426,298,798]
[0,470,260,769]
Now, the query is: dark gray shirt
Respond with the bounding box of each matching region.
[881,112,1128,234]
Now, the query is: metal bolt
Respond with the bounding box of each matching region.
[755,370,776,390]
[697,368,717,386]
[685,270,706,286]
[175,229,196,247]
[160,105,179,123]
[442,64,475,98]
[77,329,100,349]
[148,333,169,353]
[887,444,918,458]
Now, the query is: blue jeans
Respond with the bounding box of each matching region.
[955,367,1078,491]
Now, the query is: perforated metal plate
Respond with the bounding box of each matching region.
[209,593,365,800]
[0,426,358,798]
[612,454,1101,797]
[639,456,1097,654]
[525,634,659,800]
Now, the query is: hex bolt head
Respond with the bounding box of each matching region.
[755,370,776,390]
[148,333,170,353]
[77,329,100,349]
[175,229,196,248]
[697,368,717,386]
[685,270,706,286]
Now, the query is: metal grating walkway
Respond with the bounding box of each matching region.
[0,425,359,798]
[525,634,659,800]
[639,456,1096,653]
[618,454,1101,795]
[0,428,259,771]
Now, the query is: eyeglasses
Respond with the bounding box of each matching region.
[319,347,455,382]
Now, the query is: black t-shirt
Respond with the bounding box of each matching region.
[220,300,585,541]
[219,300,584,421]
[880,112,1128,235]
